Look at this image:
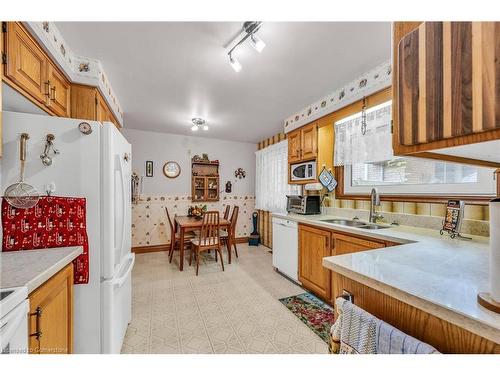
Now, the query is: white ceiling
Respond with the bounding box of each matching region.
[56,22,391,143]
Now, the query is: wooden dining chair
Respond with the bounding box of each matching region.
[189,211,224,276]
[223,205,231,220]
[166,208,195,264]
[221,205,239,261]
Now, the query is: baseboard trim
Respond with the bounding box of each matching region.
[132,244,169,254]
[132,237,249,254]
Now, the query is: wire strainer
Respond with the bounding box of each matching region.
[3,133,40,209]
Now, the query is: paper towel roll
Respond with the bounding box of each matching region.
[489,199,500,302]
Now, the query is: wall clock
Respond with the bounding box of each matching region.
[163,161,181,178]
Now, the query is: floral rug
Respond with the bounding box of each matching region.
[279,292,335,343]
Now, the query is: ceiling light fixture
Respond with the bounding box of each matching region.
[226,21,265,72]
[250,34,266,53]
[229,53,242,72]
[191,117,207,132]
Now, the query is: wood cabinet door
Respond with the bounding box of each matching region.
[96,93,109,123]
[332,232,385,256]
[397,22,500,147]
[298,224,331,301]
[5,22,48,104]
[29,264,73,354]
[47,63,71,117]
[287,130,301,163]
[300,123,318,160]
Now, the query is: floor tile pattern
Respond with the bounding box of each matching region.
[121,244,329,354]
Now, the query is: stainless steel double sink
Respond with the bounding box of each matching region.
[319,218,389,230]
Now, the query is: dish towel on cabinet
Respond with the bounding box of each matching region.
[330,297,439,354]
[1,196,90,284]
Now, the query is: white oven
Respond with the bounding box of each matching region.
[290,161,316,182]
[0,287,29,354]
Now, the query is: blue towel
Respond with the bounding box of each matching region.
[331,298,439,354]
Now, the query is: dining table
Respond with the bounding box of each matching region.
[174,215,232,271]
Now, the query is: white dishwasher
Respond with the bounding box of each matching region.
[272,217,300,283]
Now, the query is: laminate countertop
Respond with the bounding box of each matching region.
[272,212,500,345]
[1,247,83,293]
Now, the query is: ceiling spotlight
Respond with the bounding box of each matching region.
[191,117,207,132]
[226,22,265,72]
[250,34,266,53]
[229,54,242,72]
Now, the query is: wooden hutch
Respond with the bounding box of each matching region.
[191,159,220,202]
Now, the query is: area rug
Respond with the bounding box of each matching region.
[279,292,335,343]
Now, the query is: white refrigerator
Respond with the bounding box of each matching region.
[1,111,134,353]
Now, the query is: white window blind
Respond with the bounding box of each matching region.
[255,140,300,213]
[334,101,393,166]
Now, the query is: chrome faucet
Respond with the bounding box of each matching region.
[369,188,384,223]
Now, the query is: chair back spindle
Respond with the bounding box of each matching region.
[223,205,231,220]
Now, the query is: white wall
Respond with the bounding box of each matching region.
[122,128,256,195]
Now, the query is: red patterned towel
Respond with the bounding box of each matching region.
[2,196,89,284]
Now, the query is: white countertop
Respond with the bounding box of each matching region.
[272,212,500,344]
[1,247,83,294]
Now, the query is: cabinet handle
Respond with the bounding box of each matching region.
[44,81,51,97]
[50,86,56,101]
[30,307,43,340]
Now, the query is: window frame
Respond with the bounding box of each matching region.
[332,89,500,205]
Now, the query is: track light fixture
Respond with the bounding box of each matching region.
[191,118,208,132]
[227,21,265,72]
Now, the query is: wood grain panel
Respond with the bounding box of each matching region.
[298,224,331,301]
[332,232,385,256]
[398,27,420,145]
[425,22,443,141]
[450,22,473,137]
[331,272,499,353]
[418,25,427,144]
[443,22,453,139]
[29,264,73,354]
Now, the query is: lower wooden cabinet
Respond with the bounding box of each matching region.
[298,224,395,304]
[333,233,386,256]
[298,224,332,301]
[28,264,73,354]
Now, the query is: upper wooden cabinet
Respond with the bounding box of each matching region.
[298,224,332,301]
[287,122,318,163]
[3,22,71,117]
[5,22,49,105]
[29,264,73,354]
[300,122,318,160]
[288,130,301,163]
[71,84,121,129]
[394,22,500,165]
[46,62,71,117]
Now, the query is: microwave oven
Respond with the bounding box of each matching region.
[286,195,321,215]
[290,161,316,182]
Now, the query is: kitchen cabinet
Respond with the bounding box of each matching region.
[298,224,332,301]
[71,84,121,129]
[4,22,49,105]
[393,21,500,166]
[46,62,71,117]
[3,22,71,117]
[287,122,318,163]
[332,232,386,256]
[191,160,220,202]
[287,130,301,163]
[28,263,73,354]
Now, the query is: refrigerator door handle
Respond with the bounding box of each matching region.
[115,154,127,262]
[112,254,135,289]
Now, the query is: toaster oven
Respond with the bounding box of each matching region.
[286,195,321,215]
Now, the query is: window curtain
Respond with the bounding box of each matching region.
[255,140,300,213]
[334,101,393,166]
